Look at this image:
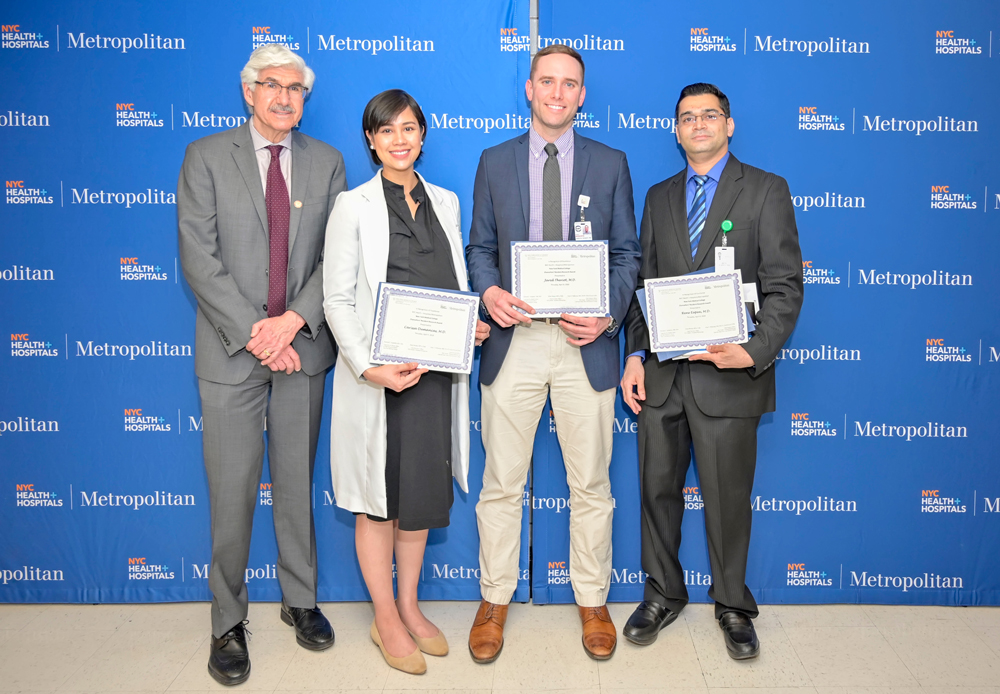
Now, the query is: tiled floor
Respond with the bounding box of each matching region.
[0,601,998,693]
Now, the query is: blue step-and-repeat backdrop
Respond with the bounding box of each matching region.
[2,0,999,607]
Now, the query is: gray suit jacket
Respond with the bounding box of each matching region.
[178,122,346,385]
[624,154,803,417]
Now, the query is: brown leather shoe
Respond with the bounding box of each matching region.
[469,600,507,663]
[578,604,617,660]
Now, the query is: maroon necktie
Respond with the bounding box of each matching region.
[265,144,289,317]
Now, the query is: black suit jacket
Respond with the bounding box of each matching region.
[624,154,803,417]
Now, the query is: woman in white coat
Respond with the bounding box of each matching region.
[322,90,489,675]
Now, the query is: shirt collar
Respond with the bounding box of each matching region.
[687,151,730,184]
[529,124,574,160]
[381,172,425,203]
[248,119,291,151]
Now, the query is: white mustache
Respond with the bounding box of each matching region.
[269,104,294,114]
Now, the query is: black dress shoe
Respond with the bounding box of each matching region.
[280,601,335,651]
[622,600,680,645]
[718,611,760,660]
[208,621,251,686]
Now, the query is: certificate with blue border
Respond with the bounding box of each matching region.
[643,270,748,353]
[510,240,610,318]
[369,283,480,374]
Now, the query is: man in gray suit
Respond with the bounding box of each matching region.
[621,83,803,660]
[178,44,346,685]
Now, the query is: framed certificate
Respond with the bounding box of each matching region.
[644,270,748,353]
[369,283,480,374]
[510,240,610,318]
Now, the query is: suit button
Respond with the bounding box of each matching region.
[263,304,267,311]
[265,269,269,275]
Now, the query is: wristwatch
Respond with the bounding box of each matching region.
[605,317,618,334]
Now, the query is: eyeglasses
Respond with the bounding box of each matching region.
[679,113,725,126]
[255,80,309,98]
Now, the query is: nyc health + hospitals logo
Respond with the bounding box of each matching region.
[689,27,737,52]
[251,25,299,51]
[920,489,966,514]
[930,184,976,210]
[123,408,172,433]
[574,111,602,130]
[115,103,163,128]
[684,486,703,510]
[790,412,837,437]
[924,338,971,363]
[6,180,53,204]
[797,106,844,131]
[547,560,571,585]
[15,483,63,508]
[120,256,167,281]
[10,333,59,357]
[499,26,529,52]
[786,563,833,587]
[2,24,48,49]
[934,30,982,55]
[802,260,840,286]
[127,557,175,580]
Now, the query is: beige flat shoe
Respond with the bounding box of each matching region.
[407,626,449,656]
[371,620,426,675]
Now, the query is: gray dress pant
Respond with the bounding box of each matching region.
[199,364,325,637]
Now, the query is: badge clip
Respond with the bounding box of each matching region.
[721,219,733,247]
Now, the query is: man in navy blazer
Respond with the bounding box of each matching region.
[465,44,640,663]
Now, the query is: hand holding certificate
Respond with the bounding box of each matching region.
[510,241,610,318]
[644,270,749,354]
[369,283,480,374]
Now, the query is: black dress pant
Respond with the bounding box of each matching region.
[637,361,760,619]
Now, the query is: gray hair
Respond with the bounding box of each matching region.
[240,44,315,92]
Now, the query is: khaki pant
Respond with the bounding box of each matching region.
[477,321,616,607]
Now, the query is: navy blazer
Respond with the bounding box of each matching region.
[466,130,641,392]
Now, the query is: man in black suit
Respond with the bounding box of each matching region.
[621,83,803,659]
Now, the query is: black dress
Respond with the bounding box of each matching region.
[376,174,459,531]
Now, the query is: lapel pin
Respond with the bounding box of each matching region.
[294,200,303,208]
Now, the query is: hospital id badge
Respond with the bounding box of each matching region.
[715,246,735,273]
[574,221,593,241]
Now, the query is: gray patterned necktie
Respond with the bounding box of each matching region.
[542,142,561,241]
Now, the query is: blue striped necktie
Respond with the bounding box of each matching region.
[688,174,709,260]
